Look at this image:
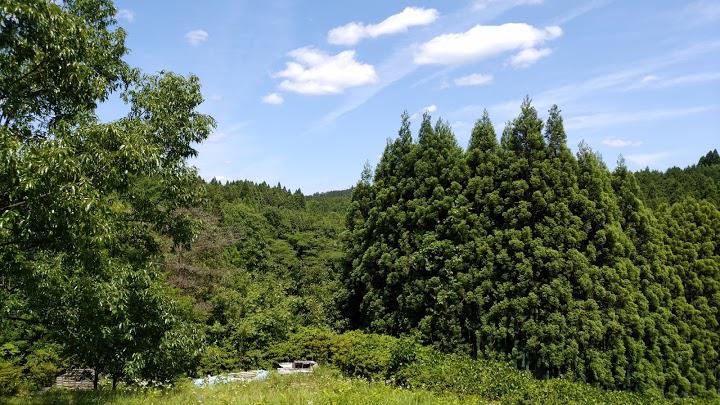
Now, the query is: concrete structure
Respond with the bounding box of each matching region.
[54,369,95,390]
[277,360,317,374]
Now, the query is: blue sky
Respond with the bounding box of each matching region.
[104,0,720,193]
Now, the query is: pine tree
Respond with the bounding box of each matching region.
[481,100,588,377]
[341,100,720,397]
[341,162,375,330]
[698,149,720,167]
[657,198,720,396]
[463,111,500,358]
[612,160,691,395]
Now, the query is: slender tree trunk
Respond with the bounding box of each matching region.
[93,367,99,390]
[471,329,478,360]
[112,375,118,390]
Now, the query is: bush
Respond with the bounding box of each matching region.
[0,360,23,396]
[398,353,534,400]
[271,328,421,381]
[197,345,237,376]
[24,345,64,388]
[271,328,678,404]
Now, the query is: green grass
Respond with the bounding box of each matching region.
[2,368,485,405]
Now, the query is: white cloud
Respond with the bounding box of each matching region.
[116,9,134,23]
[410,104,438,120]
[625,152,670,167]
[274,47,378,95]
[454,73,494,86]
[185,30,209,46]
[602,138,643,147]
[640,75,658,84]
[328,7,439,45]
[414,23,562,65]
[565,106,713,130]
[262,93,284,105]
[315,0,555,128]
[508,47,552,68]
[209,94,223,101]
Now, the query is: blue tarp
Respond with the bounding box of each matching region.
[192,370,269,387]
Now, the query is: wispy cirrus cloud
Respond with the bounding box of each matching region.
[185,29,209,46]
[206,122,250,144]
[626,72,720,90]
[565,106,714,130]
[602,137,642,147]
[274,47,378,95]
[328,7,439,45]
[473,0,543,11]
[410,104,438,120]
[552,0,612,25]
[454,73,494,87]
[453,39,720,125]
[116,9,134,23]
[625,152,670,167]
[681,0,720,26]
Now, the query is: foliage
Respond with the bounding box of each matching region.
[271,328,675,404]
[635,150,720,209]
[342,99,720,397]
[161,179,348,374]
[2,0,719,401]
[271,328,421,381]
[1,0,212,387]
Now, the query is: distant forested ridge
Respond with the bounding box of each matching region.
[161,180,348,373]
[636,149,720,209]
[342,102,720,397]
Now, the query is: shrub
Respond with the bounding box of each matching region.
[272,328,679,404]
[270,328,421,381]
[197,345,238,375]
[24,345,64,388]
[0,360,23,396]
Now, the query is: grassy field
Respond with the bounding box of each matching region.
[2,368,484,405]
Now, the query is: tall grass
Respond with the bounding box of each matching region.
[2,368,483,405]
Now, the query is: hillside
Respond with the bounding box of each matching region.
[636,149,720,209]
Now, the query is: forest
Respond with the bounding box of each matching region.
[1,0,719,403]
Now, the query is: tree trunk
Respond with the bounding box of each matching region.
[471,329,478,360]
[112,375,118,390]
[93,367,99,390]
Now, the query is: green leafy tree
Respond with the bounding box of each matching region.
[1,0,213,387]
